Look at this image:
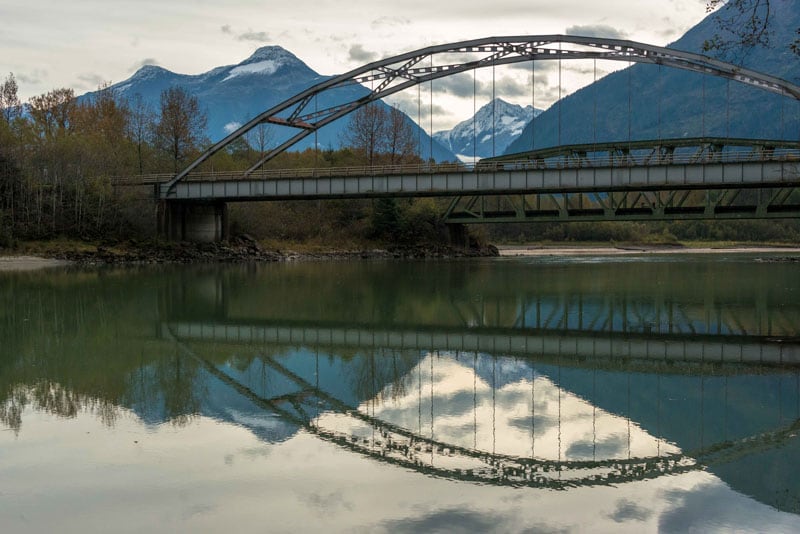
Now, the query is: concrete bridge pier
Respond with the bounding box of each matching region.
[447,223,470,250]
[159,200,229,242]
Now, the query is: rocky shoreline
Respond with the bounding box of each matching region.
[7,238,799,270]
[36,236,499,266]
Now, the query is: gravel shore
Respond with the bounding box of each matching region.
[4,243,798,271]
[0,256,72,271]
[497,245,800,256]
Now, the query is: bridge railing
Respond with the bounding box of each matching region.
[112,147,800,186]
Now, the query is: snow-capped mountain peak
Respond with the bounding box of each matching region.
[433,98,541,161]
[241,45,297,65]
[92,45,457,161]
[222,46,309,82]
[130,64,171,82]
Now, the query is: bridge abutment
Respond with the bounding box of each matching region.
[158,201,229,242]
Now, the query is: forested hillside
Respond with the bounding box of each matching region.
[0,80,448,248]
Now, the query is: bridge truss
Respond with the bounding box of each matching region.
[165,35,800,195]
[447,137,800,223]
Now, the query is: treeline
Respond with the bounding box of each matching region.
[0,73,219,245]
[0,74,449,247]
[487,219,800,244]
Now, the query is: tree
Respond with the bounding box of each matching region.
[245,122,274,162]
[385,107,417,165]
[342,103,418,166]
[153,86,207,173]
[28,88,76,140]
[704,0,800,56]
[342,103,388,166]
[0,73,21,124]
[127,93,155,174]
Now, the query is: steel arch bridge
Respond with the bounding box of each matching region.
[150,35,800,240]
[166,34,800,189]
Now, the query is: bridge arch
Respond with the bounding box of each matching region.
[168,35,800,191]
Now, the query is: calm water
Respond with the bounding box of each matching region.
[1,254,800,533]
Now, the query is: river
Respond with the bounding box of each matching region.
[1,254,799,532]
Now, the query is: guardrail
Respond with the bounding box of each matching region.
[112,148,800,186]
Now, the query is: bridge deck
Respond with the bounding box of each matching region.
[164,321,800,367]
[158,159,800,202]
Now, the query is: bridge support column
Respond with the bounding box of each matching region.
[159,201,229,242]
[447,223,469,250]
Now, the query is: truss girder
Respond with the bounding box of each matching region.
[492,137,800,166]
[445,186,800,224]
[166,35,800,193]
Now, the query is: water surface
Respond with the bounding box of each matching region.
[1,254,799,532]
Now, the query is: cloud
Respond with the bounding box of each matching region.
[370,16,410,29]
[378,508,506,533]
[298,491,354,516]
[224,121,242,134]
[509,61,558,75]
[435,73,482,98]
[607,499,654,523]
[128,58,159,73]
[565,24,629,40]
[377,508,568,534]
[221,25,271,43]
[238,31,271,43]
[657,483,800,533]
[348,44,378,63]
[432,74,531,99]
[77,73,106,88]
[16,69,47,85]
[495,75,533,98]
[564,63,612,76]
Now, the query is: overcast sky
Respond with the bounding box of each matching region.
[1,0,711,127]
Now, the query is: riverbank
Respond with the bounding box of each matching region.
[497,244,800,257]
[0,256,72,271]
[3,239,800,272]
[0,236,500,270]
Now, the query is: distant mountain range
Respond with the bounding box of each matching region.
[505,0,800,154]
[89,0,800,164]
[96,46,457,161]
[433,99,541,161]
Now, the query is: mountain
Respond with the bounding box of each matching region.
[94,46,457,161]
[505,0,800,155]
[433,98,541,161]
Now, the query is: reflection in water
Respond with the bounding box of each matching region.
[1,256,800,527]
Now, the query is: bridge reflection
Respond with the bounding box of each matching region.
[159,260,800,506]
[164,321,800,367]
[166,329,800,499]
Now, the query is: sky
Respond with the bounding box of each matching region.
[0,0,713,128]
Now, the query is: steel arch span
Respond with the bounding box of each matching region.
[166,35,800,192]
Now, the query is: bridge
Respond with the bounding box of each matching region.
[130,35,800,241]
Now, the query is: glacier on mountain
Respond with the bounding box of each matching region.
[223,60,282,82]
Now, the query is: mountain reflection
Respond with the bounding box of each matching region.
[1,258,799,509]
